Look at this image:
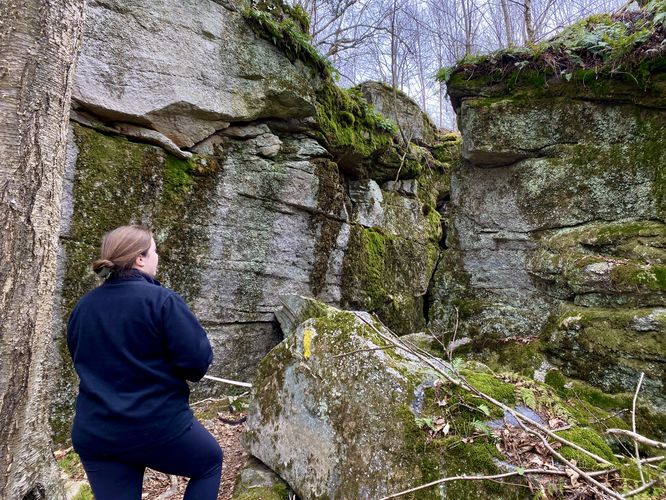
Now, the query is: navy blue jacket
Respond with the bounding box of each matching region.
[67,270,213,455]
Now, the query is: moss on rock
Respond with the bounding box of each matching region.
[443,4,666,109]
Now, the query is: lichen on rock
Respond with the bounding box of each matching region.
[246,296,661,498]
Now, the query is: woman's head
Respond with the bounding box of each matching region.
[92,225,159,278]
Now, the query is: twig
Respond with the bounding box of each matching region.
[624,480,657,498]
[380,468,571,499]
[203,375,252,388]
[190,397,228,407]
[590,408,628,425]
[631,372,645,485]
[607,429,666,449]
[614,0,636,15]
[353,313,613,467]
[595,455,665,478]
[332,345,397,358]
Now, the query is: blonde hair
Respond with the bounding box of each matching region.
[92,225,153,278]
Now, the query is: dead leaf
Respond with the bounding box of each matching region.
[565,467,580,487]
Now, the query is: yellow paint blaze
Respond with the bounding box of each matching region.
[303,328,314,359]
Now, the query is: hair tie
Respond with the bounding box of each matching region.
[96,267,112,278]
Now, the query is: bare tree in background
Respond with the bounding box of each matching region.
[0,0,85,497]
[287,0,627,128]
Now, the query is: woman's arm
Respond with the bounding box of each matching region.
[160,293,213,381]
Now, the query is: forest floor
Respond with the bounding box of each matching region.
[57,398,250,500]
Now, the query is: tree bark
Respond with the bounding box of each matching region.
[523,0,536,43]
[500,0,514,47]
[0,0,85,498]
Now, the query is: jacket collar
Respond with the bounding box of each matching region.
[105,268,162,287]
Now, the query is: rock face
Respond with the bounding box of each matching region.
[358,81,438,145]
[432,70,666,409]
[73,0,316,148]
[52,1,452,441]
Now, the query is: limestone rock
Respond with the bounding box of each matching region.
[114,123,192,159]
[74,0,316,148]
[358,81,438,145]
[231,457,290,500]
[244,297,448,499]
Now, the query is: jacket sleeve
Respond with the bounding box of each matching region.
[160,293,213,382]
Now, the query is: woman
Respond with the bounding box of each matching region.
[67,225,222,499]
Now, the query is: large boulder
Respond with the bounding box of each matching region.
[74,0,316,148]
[244,296,488,498]
[245,296,648,498]
[358,81,438,145]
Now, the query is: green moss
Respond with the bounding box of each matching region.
[544,370,567,394]
[314,83,396,171]
[72,484,93,500]
[460,371,516,406]
[233,484,289,500]
[341,220,441,335]
[242,3,332,79]
[456,338,546,377]
[443,5,666,105]
[430,134,462,165]
[557,427,618,470]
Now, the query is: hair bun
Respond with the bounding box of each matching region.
[92,259,115,278]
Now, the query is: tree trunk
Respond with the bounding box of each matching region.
[523,0,536,43]
[0,0,85,498]
[461,0,473,56]
[500,0,514,47]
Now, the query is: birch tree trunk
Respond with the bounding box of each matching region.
[500,0,514,46]
[523,0,536,43]
[0,0,85,498]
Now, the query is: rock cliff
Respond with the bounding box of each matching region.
[51,0,454,441]
[430,10,666,423]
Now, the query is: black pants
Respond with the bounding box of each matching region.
[79,419,223,500]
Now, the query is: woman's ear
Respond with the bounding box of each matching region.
[134,254,144,269]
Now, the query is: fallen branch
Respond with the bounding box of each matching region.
[631,372,646,485]
[332,345,398,358]
[203,375,252,388]
[606,429,666,449]
[380,468,570,500]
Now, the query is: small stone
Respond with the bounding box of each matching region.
[254,133,282,158]
[630,308,666,332]
[222,124,271,139]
